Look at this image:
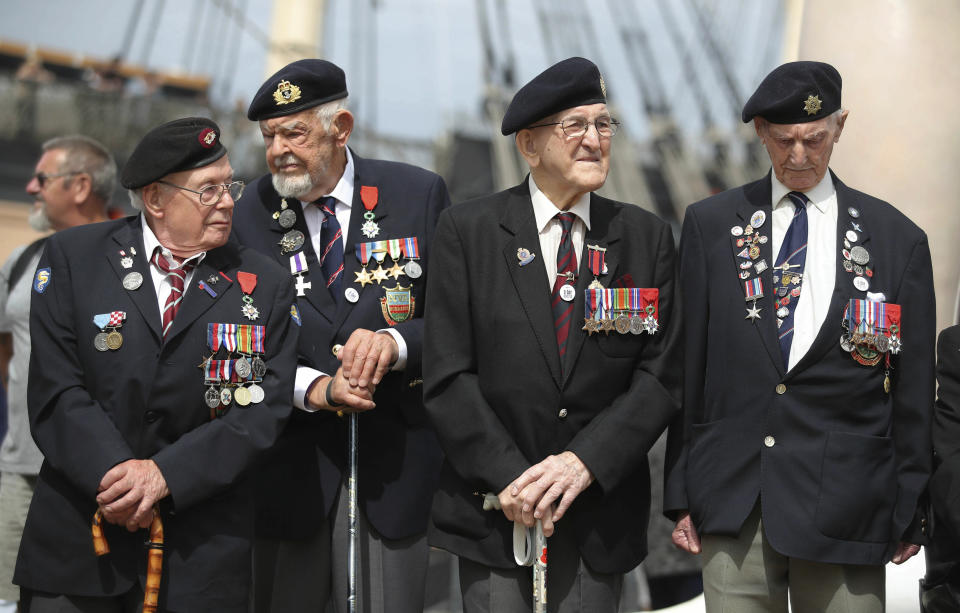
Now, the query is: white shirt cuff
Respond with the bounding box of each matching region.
[377,328,407,371]
[294,365,328,412]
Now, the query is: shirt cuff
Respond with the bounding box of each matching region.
[295,365,328,412]
[377,328,407,371]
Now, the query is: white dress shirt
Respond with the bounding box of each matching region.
[529,175,591,290]
[294,149,407,411]
[770,172,837,370]
[141,216,206,319]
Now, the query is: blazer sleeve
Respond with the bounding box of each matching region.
[424,209,531,492]
[565,220,683,494]
[663,206,709,516]
[890,233,936,544]
[27,236,135,497]
[153,273,299,511]
[930,325,960,545]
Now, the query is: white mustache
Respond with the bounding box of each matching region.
[273,154,302,168]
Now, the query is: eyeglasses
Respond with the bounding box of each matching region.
[527,117,621,138]
[158,180,245,206]
[33,171,82,188]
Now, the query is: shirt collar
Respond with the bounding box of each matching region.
[529,174,592,233]
[140,214,207,268]
[771,169,836,214]
[305,148,355,209]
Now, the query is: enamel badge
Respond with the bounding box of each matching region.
[380,284,415,326]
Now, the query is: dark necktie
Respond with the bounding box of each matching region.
[552,212,578,362]
[317,196,344,301]
[775,191,809,367]
[152,248,195,339]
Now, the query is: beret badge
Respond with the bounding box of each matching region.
[198,128,217,148]
[599,74,607,98]
[803,94,822,116]
[273,80,302,106]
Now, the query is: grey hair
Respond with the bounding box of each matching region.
[127,188,145,211]
[42,135,117,204]
[314,97,349,131]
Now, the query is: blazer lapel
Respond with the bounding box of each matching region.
[163,248,235,343]
[501,188,563,388]
[562,196,620,383]
[109,219,162,343]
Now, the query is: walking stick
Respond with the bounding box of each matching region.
[347,413,359,613]
[92,507,164,613]
[480,493,547,613]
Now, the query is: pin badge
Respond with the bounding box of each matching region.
[730,225,744,237]
[847,207,860,218]
[123,272,143,290]
[853,276,870,291]
[750,210,766,229]
[517,248,536,266]
[345,287,360,303]
[845,230,858,243]
[559,284,576,302]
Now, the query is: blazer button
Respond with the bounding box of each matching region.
[764,435,776,447]
[558,408,568,419]
[775,383,786,394]
[332,344,344,357]
[145,410,161,423]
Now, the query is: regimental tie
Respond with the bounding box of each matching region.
[317,196,344,301]
[152,248,196,339]
[552,212,578,363]
[774,191,809,367]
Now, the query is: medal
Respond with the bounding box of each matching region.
[252,355,267,379]
[94,333,109,352]
[237,271,260,320]
[105,330,123,350]
[235,356,252,379]
[92,311,126,352]
[123,272,143,290]
[219,387,232,406]
[403,261,422,279]
[386,261,405,280]
[289,252,311,296]
[234,386,251,406]
[248,383,265,404]
[205,387,221,409]
[849,246,870,266]
[278,208,296,229]
[614,313,631,335]
[629,316,643,335]
[359,185,381,238]
[401,237,422,278]
[279,230,305,253]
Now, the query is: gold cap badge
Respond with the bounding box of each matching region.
[803,94,822,116]
[273,80,302,106]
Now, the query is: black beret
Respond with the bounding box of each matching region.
[121,117,226,189]
[247,59,348,121]
[742,61,842,124]
[501,57,607,135]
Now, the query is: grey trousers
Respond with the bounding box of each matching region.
[458,524,622,613]
[701,504,885,613]
[251,479,430,613]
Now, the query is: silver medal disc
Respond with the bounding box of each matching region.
[849,245,870,266]
[94,332,109,352]
[279,230,305,253]
[559,284,576,302]
[853,276,870,291]
[345,287,360,303]
[840,335,855,352]
[122,272,143,290]
[235,357,252,379]
[403,261,423,279]
[248,383,265,404]
[876,335,890,352]
[251,356,267,379]
[614,314,631,335]
[205,387,221,408]
[630,316,643,335]
[278,208,297,229]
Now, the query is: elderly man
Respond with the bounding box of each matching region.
[424,57,681,612]
[231,59,450,613]
[13,117,297,612]
[0,135,114,613]
[665,61,934,612]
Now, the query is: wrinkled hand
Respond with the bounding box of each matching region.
[496,484,557,536]
[96,459,168,532]
[891,541,920,564]
[307,368,376,413]
[508,451,593,530]
[340,329,398,389]
[672,512,701,554]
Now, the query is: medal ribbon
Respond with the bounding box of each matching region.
[207,323,219,351]
[107,311,126,327]
[289,252,308,274]
[587,245,605,277]
[251,325,265,353]
[360,185,378,212]
[356,242,372,265]
[205,359,221,384]
[237,271,257,296]
[219,359,233,383]
[220,323,238,352]
[744,278,764,300]
[387,239,403,260]
[93,313,111,331]
[584,288,602,319]
[237,325,253,354]
[402,237,420,259]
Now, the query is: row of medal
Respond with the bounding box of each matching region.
[732,209,770,321]
[840,298,901,393]
[92,311,127,351]
[582,287,660,336]
[841,206,873,292]
[202,323,267,418]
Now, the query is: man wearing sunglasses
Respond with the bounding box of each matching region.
[13,117,298,612]
[424,57,681,612]
[0,135,114,613]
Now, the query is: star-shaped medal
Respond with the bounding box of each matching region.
[745,302,762,321]
[371,265,390,284]
[387,261,405,279]
[600,318,615,334]
[582,318,598,336]
[354,267,374,287]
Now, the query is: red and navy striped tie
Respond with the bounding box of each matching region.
[152,248,195,339]
[775,191,809,367]
[552,212,578,362]
[317,196,344,300]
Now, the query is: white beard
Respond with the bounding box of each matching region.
[272,171,314,199]
[28,205,51,232]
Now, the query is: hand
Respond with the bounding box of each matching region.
[891,541,920,564]
[672,512,701,554]
[509,451,594,528]
[306,369,376,413]
[496,484,557,537]
[96,459,168,532]
[339,329,398,389]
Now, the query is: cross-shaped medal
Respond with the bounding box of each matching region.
[294,274,312,297]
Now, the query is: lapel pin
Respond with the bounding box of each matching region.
[517,247,536,266]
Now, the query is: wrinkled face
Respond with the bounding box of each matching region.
[25,149,74,232]
[260,108,339,199]
[148,155,235,256]
[526,103,612,200]
[757,111,847,191]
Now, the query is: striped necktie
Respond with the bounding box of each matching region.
[552,212,578,363]
[152,248,195,339]
[317,196,344,301]
[775,191,809,367]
